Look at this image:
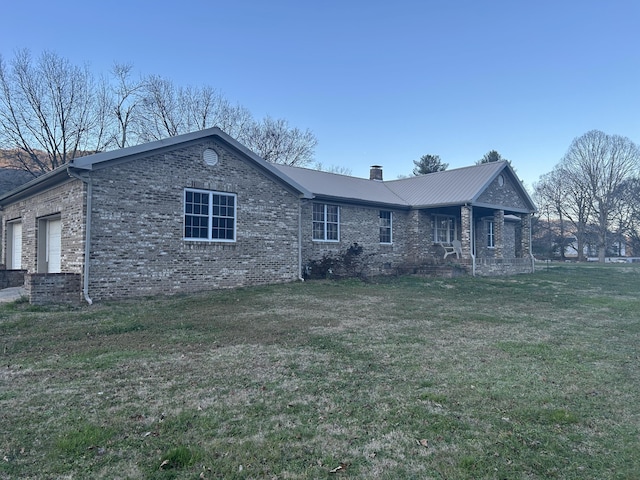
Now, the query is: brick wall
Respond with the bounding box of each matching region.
[1,179,86,275]
[476,173,528,210]
[86,138,301,300]
[300,200,411,276]
[0,269,26,288]
[300,203,457,275]
[26,273,82,305]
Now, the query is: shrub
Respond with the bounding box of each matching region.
[304,242,371,279]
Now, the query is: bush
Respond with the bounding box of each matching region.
[304,243,370,279]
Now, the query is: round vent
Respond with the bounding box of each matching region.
[203,149,219,166]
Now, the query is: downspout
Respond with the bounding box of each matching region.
[67,167,93,305]
[467,204,476,276]
[298,200,304,281]
[529,214,535,273]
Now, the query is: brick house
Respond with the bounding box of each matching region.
[0,128,536,304]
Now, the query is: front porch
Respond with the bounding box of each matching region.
[426,205,535,276]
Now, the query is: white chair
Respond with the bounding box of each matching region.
[442,240,462,259]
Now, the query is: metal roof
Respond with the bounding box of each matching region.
[385,162,507,207]
[0,127,535,213]
[272,164,410,207]
[274,161,536,212]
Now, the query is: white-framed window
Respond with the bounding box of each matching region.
[487,220,495,248]
[379,210,392,244]
[184,188,236,242]
[312,203,339,241]
[432,215,456,243]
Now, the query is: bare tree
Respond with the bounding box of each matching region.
[0,50,319,172]
[0,50,112,175]
[135,75,182,142]
[560,130,640,262]
[314,162,352,175]
[535,165,592,261]
[111,63,143,148]
[242,116,317,166]
[133,77,317,165]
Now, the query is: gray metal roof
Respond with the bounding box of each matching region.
[0,127,535,213]
[272,164,410,207]
[274,161,535,212]
[385,161,507,207]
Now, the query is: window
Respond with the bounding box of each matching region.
[432,215,456,243]
[487,220,495,248]
[184,189,236,241]
[379,210,392,244]
[312,203,339,241]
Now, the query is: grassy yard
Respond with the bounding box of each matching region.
[1,264,639,479]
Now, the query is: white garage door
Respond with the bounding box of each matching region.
[11,222,22,269]
[46,219,62,273]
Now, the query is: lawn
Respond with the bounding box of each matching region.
[1,263,639,479]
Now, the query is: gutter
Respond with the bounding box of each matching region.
[66,167,93,305]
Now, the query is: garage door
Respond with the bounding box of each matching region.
[10,222,22,269]
[46,219,62,273]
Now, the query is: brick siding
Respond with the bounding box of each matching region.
[86,139,301,300]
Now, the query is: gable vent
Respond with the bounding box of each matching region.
[203,148,219,166]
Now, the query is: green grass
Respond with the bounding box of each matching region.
[1,263,639,479]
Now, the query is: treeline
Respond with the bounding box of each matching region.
[534,130,640,262]
[0,50,318,178]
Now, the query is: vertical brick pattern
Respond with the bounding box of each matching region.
[519,213,532,258]
[86,139,301,300]
[494,209,504,258]
[461,206,471,259]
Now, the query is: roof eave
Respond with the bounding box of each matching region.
[0,167,71,207]
[312,194,410,209]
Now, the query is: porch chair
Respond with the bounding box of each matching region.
[441,240,462,259]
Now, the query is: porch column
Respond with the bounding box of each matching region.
[461,205,472,259]
[494,209,504,258]
[519,213,532,258]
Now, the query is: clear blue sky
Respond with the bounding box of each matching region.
[1,0,639,189]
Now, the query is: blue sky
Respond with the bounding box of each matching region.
[1,0,639,189]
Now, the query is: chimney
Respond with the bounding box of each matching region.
[370,165,383,181]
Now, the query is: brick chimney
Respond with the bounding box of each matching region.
[370,165,383,181]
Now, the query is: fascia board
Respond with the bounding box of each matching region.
[0,167,70,206]
[310,194,410,210]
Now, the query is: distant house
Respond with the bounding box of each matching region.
[0,128,536,304]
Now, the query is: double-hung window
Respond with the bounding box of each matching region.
[432,215,456,243]
[379,210,392,244]
[312,203,339,241]
[487,220,495,248]
[184,188,236,241]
